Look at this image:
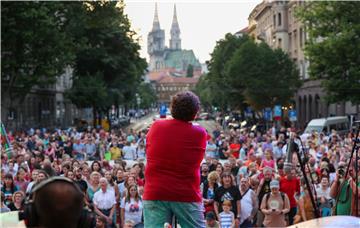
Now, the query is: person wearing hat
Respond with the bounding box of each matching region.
[205,211,219,228]
[260,179,290,227]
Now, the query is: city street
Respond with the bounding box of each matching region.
[127,112,218,135]
[1,1,360,227]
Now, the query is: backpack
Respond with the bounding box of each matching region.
[265,192,286,209]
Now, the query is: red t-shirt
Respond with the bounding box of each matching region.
[143,119,207,202]
[280,177,300,208]
[229,143,241,159]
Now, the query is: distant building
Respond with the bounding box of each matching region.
[147,4,202,74]
[247,0,359,128]
[147,3,202,104]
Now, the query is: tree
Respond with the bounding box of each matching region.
[297,1,360,104]
[194,74,212,110]
[136,82,157,109]
[226,40,301,110]
[1,2,76,109]
[65,74,107,126]
[205,33,250,110]
[186,64,194,77]
[66,1,147,125]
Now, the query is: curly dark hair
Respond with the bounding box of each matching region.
[170,91,200,121]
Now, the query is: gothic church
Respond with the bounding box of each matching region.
[147,4,201,74]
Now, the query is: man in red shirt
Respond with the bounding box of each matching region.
[143,91,207,228]
[280,168,300,225]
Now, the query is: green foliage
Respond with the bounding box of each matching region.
[186,64,194,77]
[197,34,301,112]
[66,74,107,108]
[296,1,360,104]
[136,82,157,108]
[194,74,212,109]
[67,1,147,110]
[1,2,75,99]
[226,41,301,110]
[204,33,250,110]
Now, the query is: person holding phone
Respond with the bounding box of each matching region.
[260,180,290,227]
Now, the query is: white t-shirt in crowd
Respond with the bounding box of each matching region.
[120,198,143,225]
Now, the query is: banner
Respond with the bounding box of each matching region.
[273,105,282,121]
[289,109,297,122]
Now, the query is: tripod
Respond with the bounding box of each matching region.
[285,134,320,218]
[295,139,320,218]
[343,123,360,217]
[296,137,320,218]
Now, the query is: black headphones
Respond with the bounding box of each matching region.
[19,176,95,228]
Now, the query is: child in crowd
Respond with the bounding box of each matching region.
[219,200,235,228]
[206,211,220,228]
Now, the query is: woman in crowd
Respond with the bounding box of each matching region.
[121,184,144,228]
[316,176,333,217]
[215,163,224,179]
[104,170,120,202]
[91,161,103,175]
[87,171,101,202]
[1,174,19,205]
[202,171,220,214]
[294,182,316,223]
[8,190,24,211]
[65,170,75,180]
[14,167,29,193]
[214,172,241,227]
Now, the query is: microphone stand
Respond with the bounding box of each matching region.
[296,137,320,218]
[294,142,320,218]
[344,124,360,217]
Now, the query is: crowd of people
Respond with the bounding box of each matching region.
[0,118,359,227]
[1,127,147,228]
[201,124,359,227]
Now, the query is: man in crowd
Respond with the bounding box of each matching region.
[143,91,207,227]
[280,168,300,225]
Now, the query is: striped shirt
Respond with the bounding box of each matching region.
[219,211,234,228]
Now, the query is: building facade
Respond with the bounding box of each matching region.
[1,67,90,131]
[248,0,359,128]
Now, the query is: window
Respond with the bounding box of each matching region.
[273,14,276,27]
[278,38,282,48]
[278,13,282,26]
[300,27,303,48]
[289,33,292,52]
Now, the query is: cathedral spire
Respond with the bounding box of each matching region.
[152,3,160,31]
[171,4,179,30]
[170,4,181,50]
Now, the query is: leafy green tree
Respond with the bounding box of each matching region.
[194,74,212,110]
[66,1,147,125]
[206,33,250,110]
[186,64,194,77]
[1,2,75,108]
[297,1,360,104]
[226,40,301,110]
[137,82,157,109]
[66,74,107,126]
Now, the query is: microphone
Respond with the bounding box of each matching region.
[284,132,294,173]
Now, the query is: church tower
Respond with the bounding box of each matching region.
[169,4,181,50]
[148,3,165,71]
